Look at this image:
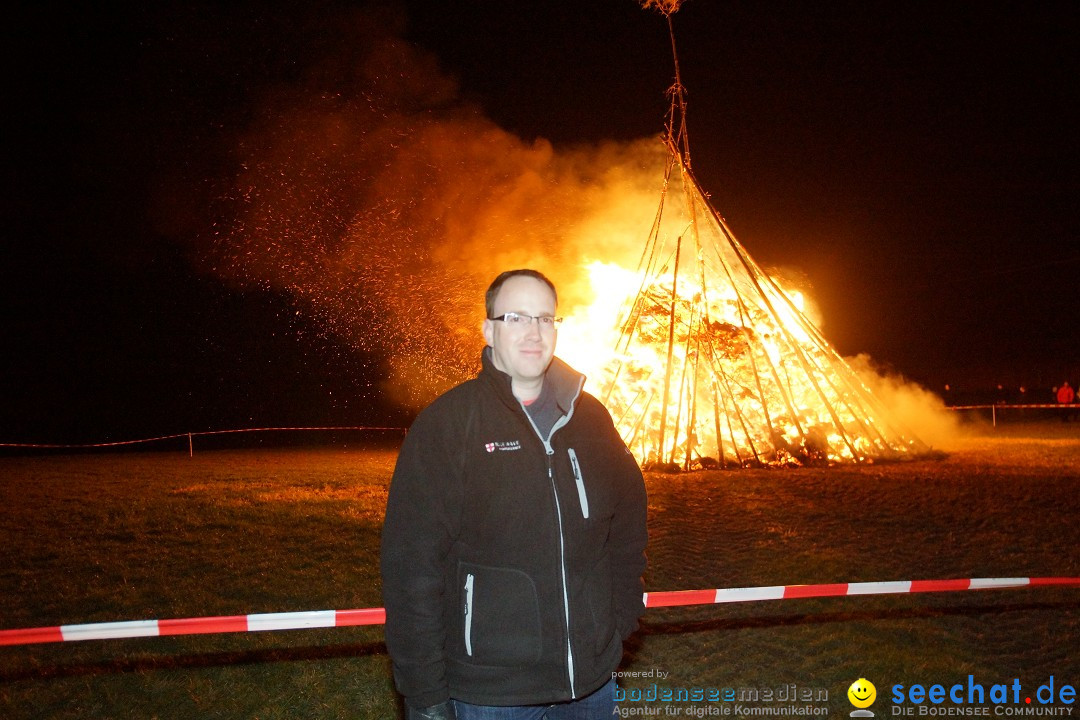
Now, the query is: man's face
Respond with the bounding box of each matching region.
[482,275,557,391]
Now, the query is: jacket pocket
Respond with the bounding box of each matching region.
[583,558,617,654]
[568,447,589,519]
[458,562,543,666]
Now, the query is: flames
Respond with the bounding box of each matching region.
[553,3,928,468]
[192,16,934,467]
[557,160,929,469]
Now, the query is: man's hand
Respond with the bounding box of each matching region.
[406,700,456,720]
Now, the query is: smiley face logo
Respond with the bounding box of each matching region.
[848,678,877,709]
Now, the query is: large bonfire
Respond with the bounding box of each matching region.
[557,4,929,469]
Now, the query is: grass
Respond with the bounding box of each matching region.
[1,421,1078,719]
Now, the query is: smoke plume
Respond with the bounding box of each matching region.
[198,11,666,408]
[847,353,961,450]
[190,5,953,445]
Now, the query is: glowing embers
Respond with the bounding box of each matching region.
[559,159,929,470]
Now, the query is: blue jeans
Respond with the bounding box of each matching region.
[452,679,616,720]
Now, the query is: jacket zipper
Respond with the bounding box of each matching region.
[546,455,576,698]
[568,448,588,519]
[464,573,474,657]
[518,375,584,700]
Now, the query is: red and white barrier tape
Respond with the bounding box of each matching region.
[2,577,1077,648]
[0,426,406,449]
[0,609,387,647]
[640,576,1080,607]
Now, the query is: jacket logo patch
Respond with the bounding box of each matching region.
[484,440,522,453]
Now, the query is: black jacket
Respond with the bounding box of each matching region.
[381,349,648,708]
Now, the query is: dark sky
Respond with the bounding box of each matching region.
[3,1,1078,442]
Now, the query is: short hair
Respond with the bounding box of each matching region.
[485,269,558,319]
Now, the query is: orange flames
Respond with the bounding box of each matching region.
[198,21,939,466]
[557,160,929,469]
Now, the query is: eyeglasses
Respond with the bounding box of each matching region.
[490,312,563,329]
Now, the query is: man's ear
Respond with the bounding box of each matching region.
[482,318,495,347]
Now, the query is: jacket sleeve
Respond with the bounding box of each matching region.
[381,404,465,708]
[606,421,649,640]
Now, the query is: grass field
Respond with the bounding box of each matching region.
[1,421,1078,719]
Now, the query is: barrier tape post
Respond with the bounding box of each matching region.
[1,576,1077,648]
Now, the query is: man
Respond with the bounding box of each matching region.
[1057,381,1075,422]
[1057,381,1075,405]
[381,269,648,719]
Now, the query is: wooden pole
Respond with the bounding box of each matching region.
[657,234,682,463]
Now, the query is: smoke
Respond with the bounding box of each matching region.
[846,353,961,450]
[193,8,669,410]
[163,6,948,467]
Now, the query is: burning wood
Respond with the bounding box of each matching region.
[557,156,929,470]
[556,6,929,470]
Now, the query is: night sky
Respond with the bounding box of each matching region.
[3,1,1078,443]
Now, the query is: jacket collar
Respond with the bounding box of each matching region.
[480,346,585,414]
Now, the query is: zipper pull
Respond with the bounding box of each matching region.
[464,573,474,657]
[568,448,589,519]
